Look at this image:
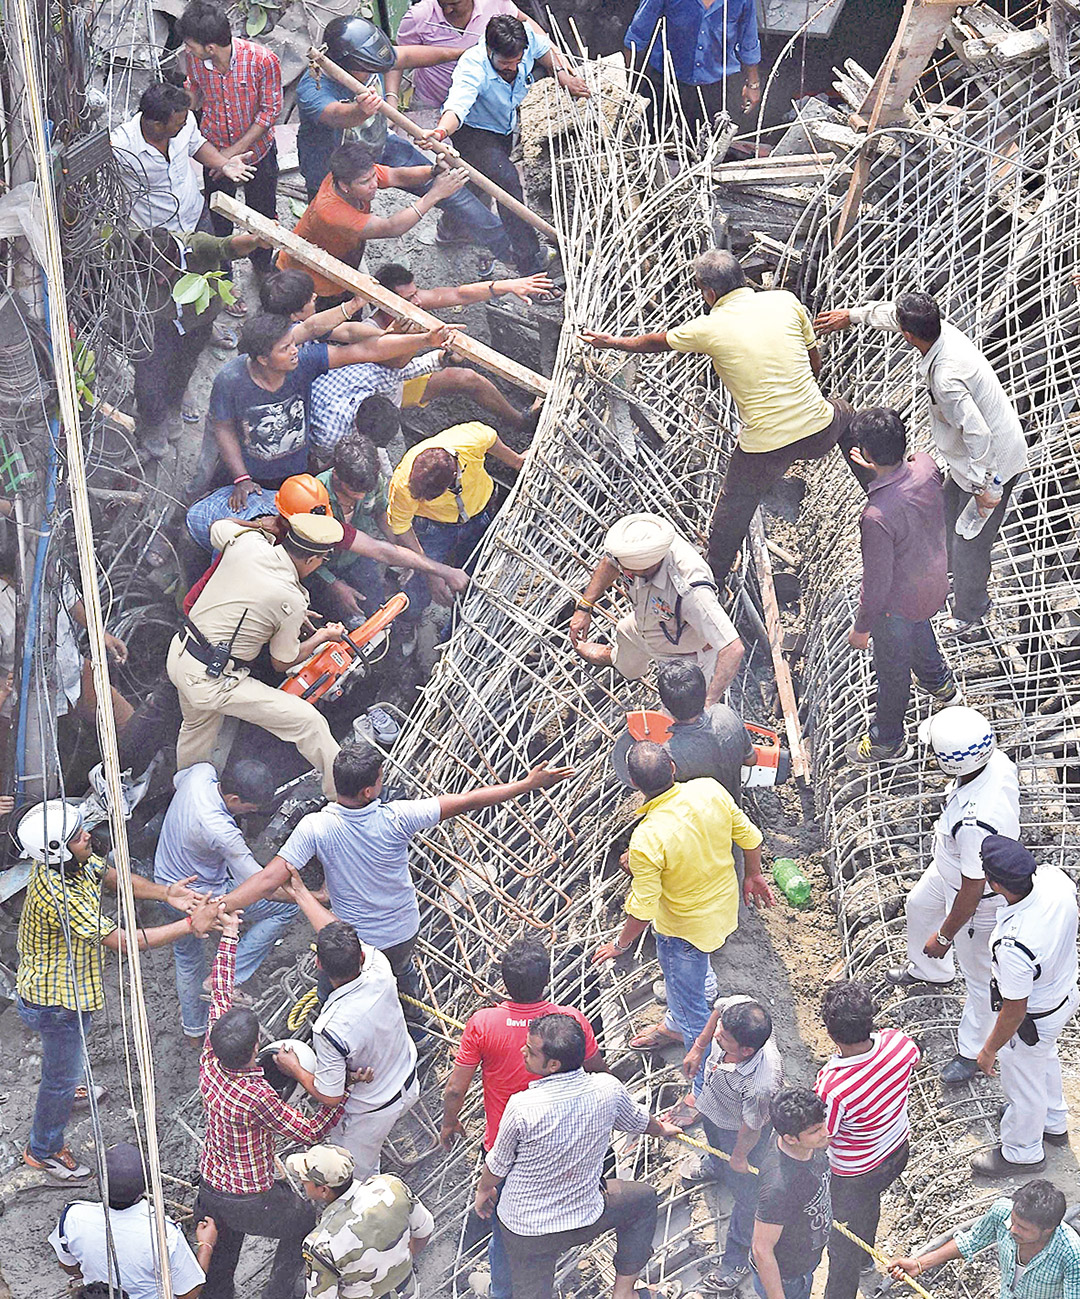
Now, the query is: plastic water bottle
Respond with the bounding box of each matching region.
[956,474,1003,539]
[772,858,812,908]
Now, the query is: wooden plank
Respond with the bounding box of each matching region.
[748,510,809,779]
[308,50,558,241]
[209,192,550,397]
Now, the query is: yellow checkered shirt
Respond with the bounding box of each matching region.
[16,855,116,1012]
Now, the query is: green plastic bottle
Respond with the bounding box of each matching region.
[772,857,811,908]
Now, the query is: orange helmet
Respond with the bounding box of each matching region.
[274,474,331,519]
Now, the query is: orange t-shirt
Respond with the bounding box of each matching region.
[277,165,391,295]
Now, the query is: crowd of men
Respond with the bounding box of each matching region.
[5,1,1078,1298]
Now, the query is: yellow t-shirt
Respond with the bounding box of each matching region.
[387,422,498,534]
[666,287,833,453]
[626,778,763,952]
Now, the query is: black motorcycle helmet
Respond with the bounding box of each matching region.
[323,15,396,75]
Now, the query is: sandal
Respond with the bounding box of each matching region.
[661,1096,699,1128]
[224,297,247,318]
[629,1024,683,1051]
[213,322,239,348]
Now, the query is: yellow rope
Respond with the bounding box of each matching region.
[673,1130,759,1173]
[286,987,467,1033]
[829,1221,934,1299]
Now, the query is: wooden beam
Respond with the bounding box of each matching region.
[209,192,550,397]
[835,0,974,244]
[308,50,558,242]
[748,510,809,779]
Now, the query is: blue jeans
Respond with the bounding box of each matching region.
[701,1119,773,1270]
[870,612,953,746]
[654,931,713,1093]
[167,898,299,1037]
[410,509,494,628]
[379,133,513,263]
[318,554,425,630]
[753,1269,815,1299]
[16,997,91,1159]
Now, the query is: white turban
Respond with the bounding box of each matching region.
[604,513,675,568]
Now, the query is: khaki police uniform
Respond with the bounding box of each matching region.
[612,533,739,682]
[903,749,1020,1058]
[167,517,341,798]
[992,864,1079,1164]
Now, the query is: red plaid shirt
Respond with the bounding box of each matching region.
[199,934,344,1195]
[185,38,282,164]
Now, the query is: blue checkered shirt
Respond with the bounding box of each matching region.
[309,352,442,456]
[954,1198,1080,1299]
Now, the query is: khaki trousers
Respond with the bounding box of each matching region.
[166,636,339,798]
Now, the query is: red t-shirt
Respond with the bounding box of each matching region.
[455,999,600,1150]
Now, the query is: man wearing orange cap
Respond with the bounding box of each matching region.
[570,513,744,706]
[168,512,349,798]
[183,472,469,617]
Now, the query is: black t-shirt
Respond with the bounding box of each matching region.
[754,1144,831,1278]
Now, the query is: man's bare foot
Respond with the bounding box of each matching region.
[572,638,614,667]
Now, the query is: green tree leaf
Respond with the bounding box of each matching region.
[193,283,214,315]
[217,277,237,305]
[173,272,209,304]
[246,6,268,35]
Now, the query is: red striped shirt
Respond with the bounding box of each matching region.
[815,1028,920,1176]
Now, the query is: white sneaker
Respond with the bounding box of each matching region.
[366,706,399,746]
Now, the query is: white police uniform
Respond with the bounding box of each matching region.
[992,864,1079,1163]
[903,750,1020,1057]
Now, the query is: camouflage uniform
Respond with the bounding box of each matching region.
[303,1174,435,1299]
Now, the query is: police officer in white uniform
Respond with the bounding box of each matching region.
[886,708,1020,1084]
[972,835,1079,1177]
[569,513,745,706]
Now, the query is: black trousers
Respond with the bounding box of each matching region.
[133,311,215,435]
[942,473,1018,622]
[824,1141,910,1299]
[205,145,279,273]
[195,1179,316,1299]
[449,125,541,273]
[500,1179,657,1299]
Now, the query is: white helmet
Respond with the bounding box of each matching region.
[17,799,85,865]
[919,706,995,776]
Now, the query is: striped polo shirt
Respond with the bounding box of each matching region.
[815,1028,920,1176]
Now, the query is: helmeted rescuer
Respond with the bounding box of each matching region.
[886,707,1019,1085]
[970,836,1080,1177]
[167,511,348,798]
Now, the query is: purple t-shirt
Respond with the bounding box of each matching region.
[397,0,518,107]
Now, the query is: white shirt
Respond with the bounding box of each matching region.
[153,763,262,894]
[848,302,1028,493]
[488,1069,651,1236]
[991,866,1079,1011]
[110,112,207,232]
[931,750,1020,894]
[49,1199,204,1299]
[312,945,417,1114]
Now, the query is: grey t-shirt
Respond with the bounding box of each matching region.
[666,706,755,801]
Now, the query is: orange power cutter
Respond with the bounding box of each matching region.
[281,593,409,705]
[617,710,789,787]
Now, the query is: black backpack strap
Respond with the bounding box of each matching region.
[661,579,719,647]
[991,935,1041,981]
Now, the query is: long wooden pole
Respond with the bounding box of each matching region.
[209,191,550,396]
[307,48,559,241]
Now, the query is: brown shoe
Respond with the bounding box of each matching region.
[24,1145,92,1181]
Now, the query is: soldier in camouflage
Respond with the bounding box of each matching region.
[285,1144,434,1299]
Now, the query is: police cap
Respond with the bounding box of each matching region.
[286,512,344,556]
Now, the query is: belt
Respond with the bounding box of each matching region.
[366,1065,418,1113]
[1028,993,1072,1021]
[178,632,253,672]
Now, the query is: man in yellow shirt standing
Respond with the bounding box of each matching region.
[581,250,866,584]
[592,741,774,1123]
[386,421,524,610]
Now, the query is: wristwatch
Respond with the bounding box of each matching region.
[934,931,953,949]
